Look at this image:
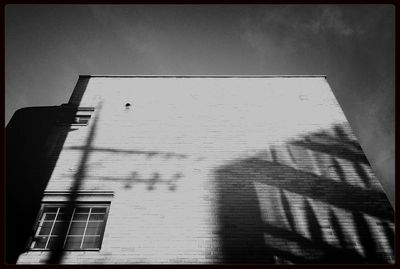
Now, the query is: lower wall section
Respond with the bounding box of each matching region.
[17,123,394,264]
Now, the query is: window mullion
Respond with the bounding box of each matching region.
[32,208,47,248]
[45,207,60,249]
[80,208,92,249]
[63,208,76,248]
[34,210,47,237]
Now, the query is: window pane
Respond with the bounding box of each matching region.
[85,222,103,235]
[89,213,105,221]
[73,213,89,221]
[43,207,58,213]
[58,207,75,214]
[75,208,90,213]
[44,213,57,221]
[82,236,101,249]
[38,221,53,235]
[65,236,83,249]
[68,222,86,235]
[33,236,48,249]
[47,236,61,249]
[77,118,89,124]
[51,221,69,235]
[91,207,107,213]
[56,213,72,221]
[32,204,109,250]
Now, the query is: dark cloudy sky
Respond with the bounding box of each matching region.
[5,5,395,206]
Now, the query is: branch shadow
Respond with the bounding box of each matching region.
[214,123,394,264]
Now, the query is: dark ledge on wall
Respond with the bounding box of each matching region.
[78,75,328,78]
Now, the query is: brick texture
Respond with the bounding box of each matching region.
[16,77,394,264]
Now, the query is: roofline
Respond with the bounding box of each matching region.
[78,75,327,78]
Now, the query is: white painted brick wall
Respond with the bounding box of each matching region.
[17,77,393,264]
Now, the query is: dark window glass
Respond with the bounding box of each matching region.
[85,222,103,235]
[73,213,89,221]
[65,236,83,249]
[31,204,109,250]
[75,208,90,213]
[33,237,47,248]
[47,236,59,249]
[56,213,71,221]
[38,222,53,235]
[82,236,101,248]
[44,213,56,221]
[51,222,69,235]
[89,213,105,221]
[91,208,107,213]
[69,221,86,235]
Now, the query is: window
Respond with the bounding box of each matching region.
[71,114,91,125]
[57,106,95,126]
[30,204,109,250]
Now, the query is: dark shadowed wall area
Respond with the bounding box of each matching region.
[6,106,68,263]
[214,123,394,263]
[5,78,89,264]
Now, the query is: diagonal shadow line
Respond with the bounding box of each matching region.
[263,223,368,264]
[300,124,362,152]
[67,76,90,105]
[46,102,102,264]
[328,209,348,249]
[382,221,394,252]
[304,199,323,243]
[332,124,365,151]
[280,190,296,232]
[332,158,346,183]
[218,158,393,221]
[64,146,188,159]
[353,161,372,189]
[291,141,369,165]
[352,211,386,263]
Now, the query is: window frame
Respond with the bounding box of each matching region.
[56,106,95,126]
[29,202,110,251]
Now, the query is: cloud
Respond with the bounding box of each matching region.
[302,6,358,36]
[89,6,154,54]
[89,6,168,73]
[240,5,370,58]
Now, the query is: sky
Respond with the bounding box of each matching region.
[5,5,395,206]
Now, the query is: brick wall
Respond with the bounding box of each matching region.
[16,77,394,264]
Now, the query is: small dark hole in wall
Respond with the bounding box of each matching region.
[125,103,131,109]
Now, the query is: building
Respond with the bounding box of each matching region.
[6,76,394,264]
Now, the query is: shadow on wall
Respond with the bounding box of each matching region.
[43,104,186,264]
[6,77,89,264]
[6,106,77,263]
[45,102,102,264]
[63,145,189,191]
[214,123,394,264]
[98,171,184,191]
